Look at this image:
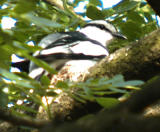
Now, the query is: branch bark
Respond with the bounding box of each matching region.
[0,108,49,128]
[41,77,160,132]
[87,28,160,81]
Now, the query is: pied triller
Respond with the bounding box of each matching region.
[27,20,126,80]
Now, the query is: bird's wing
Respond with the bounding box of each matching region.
[12,31,108,73]
[39,31,87,49]
[29,32,89,76]
[42,31,108,51]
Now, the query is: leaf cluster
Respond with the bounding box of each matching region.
[56,74,144,108]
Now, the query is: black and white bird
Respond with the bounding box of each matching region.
[12,20,126,81]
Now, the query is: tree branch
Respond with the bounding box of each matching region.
[1,76,160,131]
[41,77,160,132]
[0,108,50,128]
[87,28,160,81]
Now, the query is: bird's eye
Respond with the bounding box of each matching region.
[99,25,105,29]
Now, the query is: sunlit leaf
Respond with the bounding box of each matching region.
[0,68,34,88]
[14,0,37,14]
[89,0,102,6]
[119,20,142,40]
[102,8,115,18]
[14,104,38,114]
[22,13,62,29]
[40,75,50,86]
[127,11,145,24]
[0,46,11,70]
[113,0,139,13]
[110,74,124,84]
[0,90,8,107]
[108,86,127,93]
[96,97,119,108]
[56,81,69,89]
[112,80,144,87]
[86,5,105,20]
[71,94,86,103]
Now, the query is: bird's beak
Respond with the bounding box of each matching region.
[114,33,127,40]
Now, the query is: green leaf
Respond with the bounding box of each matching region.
[119,20,142,40]
[127,11,145,24]
[0,90,8,107]
[14,104,38,114]
[0,68,34,88]
[113,80,144,87]
[45,91,57,96]
[0,68,23,81]
[76,93,94,101]
[142,21,157,34]
[143,12,154,22]
[26,13,62,28]
[83,86,93,96]
[0,29,13,45]
[96,97,119,108]
[113,0,139,13]
[21,13,62,31]
[11,108,36,119]
[110,74,124,84]
[0,46,11,70]
[93,91,118,96]
[55,81,69,89]
[89,0,102,6]
[13,41,41,53]
[14,0,37,14]
[40,75,50,86]
[71,94,86,103]
[102,8,115,18]
[86,5,105,20]
[108,86,127,93]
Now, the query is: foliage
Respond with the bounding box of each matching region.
[56,74,144,108]
[0,0,158,125]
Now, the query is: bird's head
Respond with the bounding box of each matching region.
[80,20,126,46]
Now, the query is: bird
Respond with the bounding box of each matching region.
[12,20,126,82]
